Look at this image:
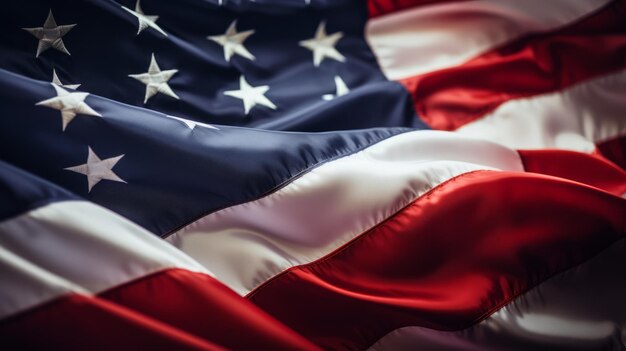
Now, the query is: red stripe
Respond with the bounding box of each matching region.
[596,136,626,170]
[0,269,320,351]
[400,0,626,130]
[0,294,223,351]
[519,149,626,195]
[367,0,469,18]
[101,269,320,351]
[247,170,626,350]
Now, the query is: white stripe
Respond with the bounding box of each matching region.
[167,131,524,295]
[457,69,626,152]
[365,0,609,80]
[0,245,87,320]
[368,238,626,351]
[0,200,209,319]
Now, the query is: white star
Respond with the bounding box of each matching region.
[208,20,255,62]
[224,76,276,115]
[22,10,76,57]
[299,20,345,67]
[121,0,167,37]
[129,53,179,104]
[65,146,126,193]
[166,115,219,130]
[35,84,101,131]
[51,68,80,90]
[322,75,350,100]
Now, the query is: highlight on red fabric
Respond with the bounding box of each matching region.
[0,269,320,351]
[519,148,626,196]
[247,170,626,350]
[0,294,224,351]
[400,0,626,130]
[367,0,469,18]
[100,268,320,351]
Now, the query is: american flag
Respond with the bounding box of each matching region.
[0,0,625,350]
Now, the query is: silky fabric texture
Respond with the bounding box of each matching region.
[248,169,626,350]
[366,0,608,79]
[0,0,420,131]
[167,131,523,295]
[0,69,407,236]
[399,0,626,130]
[0,161,320,351]
[99,269,321,351]
[1,293,225,351]
[0,201,206,319]
[368,0,472,18]
[368,238,626,351]
[456,69,626,153]
[1,269,320,351]
[519,149,626,196]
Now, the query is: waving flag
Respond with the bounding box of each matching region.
[1,0,625,350]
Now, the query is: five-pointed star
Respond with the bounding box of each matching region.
[224,76,276,115]
[207,20,255,62]
[65,146,126,193]
[322,75,350,100]
[22,10,76,57]
[129,53,179,104]
[299,20,345,67]
[52,68,80,89]
[35,84,101,131]
[121,0,167,37]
